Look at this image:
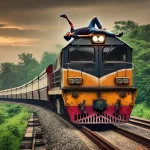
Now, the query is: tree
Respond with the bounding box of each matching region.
[0,63,18,89]
[0,53,40,89]
[118,22,150,106]
[129,24,150,42]
[17,53,40,84]
[39,52,58,72]
[113,20,138,34]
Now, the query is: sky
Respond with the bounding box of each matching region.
[0,0,149,63]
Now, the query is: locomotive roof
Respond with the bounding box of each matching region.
[62,36,132,51]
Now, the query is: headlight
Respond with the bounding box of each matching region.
[117,78,123,84]
[68,77,83,85]
[70,78,74,84]
[92,34,105,43]
[115,77,129,85]
[92,36,98,42]
[123,78,129,84]
[99,36,105,42]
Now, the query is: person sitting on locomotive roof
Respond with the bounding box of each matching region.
[60,14,123,41]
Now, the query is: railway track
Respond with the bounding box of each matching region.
[129,116,150,130]
[79,124,150,150]
[80,125,119,150]
[20,112,47,150]
[113,125,150,148]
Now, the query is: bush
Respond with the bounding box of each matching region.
[0,132,13,150]
[0,103,30,150]
[0,112,5,124]
[7,125,20,137]
[132,103,150,119]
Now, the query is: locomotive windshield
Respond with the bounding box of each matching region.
[69,47,94,61]
[103,46,127,61]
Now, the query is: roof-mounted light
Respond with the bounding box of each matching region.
[92,34,105,44]
[92,36,98,42]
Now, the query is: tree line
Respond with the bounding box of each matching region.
[113,21,150,107]
[0,52,57,90]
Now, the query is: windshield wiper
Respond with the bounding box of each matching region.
[74,45,80,51]
[106,45,113,56]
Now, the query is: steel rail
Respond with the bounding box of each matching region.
[130,116,150,124]
[80,125,119,150]
[129,116,150,130]
[129,120,150,130]
[113,125,150,148]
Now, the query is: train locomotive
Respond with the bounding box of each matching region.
[0,33,137,124]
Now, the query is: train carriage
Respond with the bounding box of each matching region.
[17,87,22,99]
[27,81,33,100]
[38,65,52,105]
[7,89,12,99]
[21,84,27,99]
[32,77,40,100]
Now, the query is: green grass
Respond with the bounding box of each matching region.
[0,103,31,150]
[131,102,150,119]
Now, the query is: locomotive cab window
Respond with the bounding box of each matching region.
[69,47,94,61]
[103,46,127,61]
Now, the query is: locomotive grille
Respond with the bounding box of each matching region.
[74,113,127,124]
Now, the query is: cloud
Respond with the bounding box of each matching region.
[0,24,7,27]
[0,1,149,28]
[0,0,149,10]
[0,36,39,46]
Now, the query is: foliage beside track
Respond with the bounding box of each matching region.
[131,102,150,119]
[0,103,30,150]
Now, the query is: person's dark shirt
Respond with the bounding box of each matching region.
[71,27,91,38]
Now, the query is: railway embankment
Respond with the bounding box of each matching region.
[0,100,99,150]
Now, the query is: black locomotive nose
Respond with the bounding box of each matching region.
[93,99,107,111]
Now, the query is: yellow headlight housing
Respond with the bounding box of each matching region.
[68,77,83,85]
[115,77,129,85]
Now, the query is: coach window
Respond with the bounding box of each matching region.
[103,46,127,61]
[69,47,94,61]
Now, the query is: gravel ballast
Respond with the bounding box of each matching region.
[0,101,99,150]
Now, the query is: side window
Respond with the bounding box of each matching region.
[69,47,95,61]
[103,46,127,61]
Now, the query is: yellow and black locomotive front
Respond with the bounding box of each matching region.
[61,34,137,124]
